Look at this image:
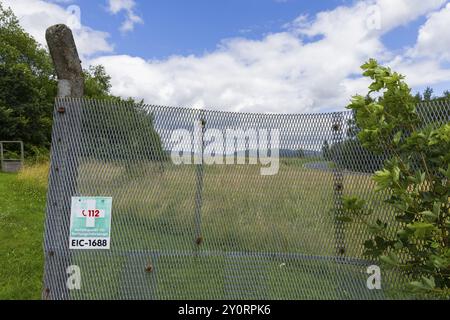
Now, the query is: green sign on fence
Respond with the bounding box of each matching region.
[69,197,113,249]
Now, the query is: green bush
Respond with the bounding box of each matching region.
[342,59,450,299]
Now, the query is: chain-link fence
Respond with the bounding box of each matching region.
[42,98,450,300]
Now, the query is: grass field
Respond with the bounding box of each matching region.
[70,157,395,299]
[0,164,48,299]
[0,159,400,300]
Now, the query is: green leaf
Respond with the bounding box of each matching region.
[438,164,450,179]
[420,172,426,184]
[368,220,388,234]
[432,202,441,217]
[421,211,438,222]
[380,252,399,266]
[407,222,435,238]
[410,276,436,291]
[422,276,436,289]
[373,169,391,191]
[392,166,400,183]
[393,131,402,145]
[343,196,365,211]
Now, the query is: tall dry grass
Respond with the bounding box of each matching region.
[16,162,50,194]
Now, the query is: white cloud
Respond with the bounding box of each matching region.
[2,0,113,61]
[107,0,143,33]
[391,57,450,87]
[375,0,446,30]
[409,3,450,62]
[91,0,449,113]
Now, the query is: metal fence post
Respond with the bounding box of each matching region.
[332,112,346,257]
[194,117,206,246]
[331,112,350,299]
[20,141,24,168]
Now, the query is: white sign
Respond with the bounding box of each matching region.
[69,197,112,249]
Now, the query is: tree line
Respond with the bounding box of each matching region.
[321,89,450,173]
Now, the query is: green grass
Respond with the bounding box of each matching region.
[0,170,47,300]
[0,159,403,300]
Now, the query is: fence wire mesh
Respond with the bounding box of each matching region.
[43,98,450,300]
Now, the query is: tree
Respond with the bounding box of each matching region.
[444,91,450,99]
[423,87,434,101]
[80,66,166,163]
[343,59,450,299]
[84,65,112,99]
[414,88,450,103]
[81,99,166,163]
[0,3,56,155]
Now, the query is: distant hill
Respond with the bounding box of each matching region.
[165,149,321,159]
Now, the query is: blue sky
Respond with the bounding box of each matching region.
[77,0,343,59]
[4,0,450,113]
[73,0,427,59]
